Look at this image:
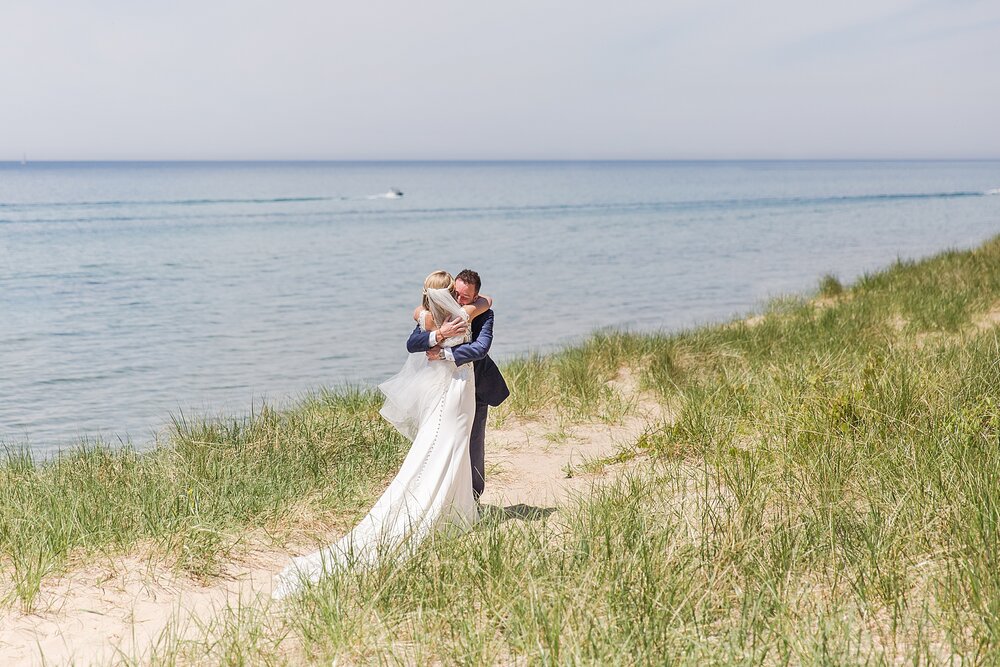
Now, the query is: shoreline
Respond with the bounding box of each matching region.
[2,234,1000,663]
[5,159,999,454]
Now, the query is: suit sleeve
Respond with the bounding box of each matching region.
[407,325,432,353]
[450,309,494,367]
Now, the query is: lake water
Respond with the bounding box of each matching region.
[1,160,998,455]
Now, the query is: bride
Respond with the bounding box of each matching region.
[272,270,493,599]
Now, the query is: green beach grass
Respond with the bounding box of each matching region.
[4,235,1000,664]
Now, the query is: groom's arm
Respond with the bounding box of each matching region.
[448,309,495,367]
[406,325,433,353]
[406,316,468,353]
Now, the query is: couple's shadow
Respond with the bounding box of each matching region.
[479,503,556,523]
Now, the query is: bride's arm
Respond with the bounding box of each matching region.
[461,295,493,319]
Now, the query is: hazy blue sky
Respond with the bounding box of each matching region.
[2,0,998,160]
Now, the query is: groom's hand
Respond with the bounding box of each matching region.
[426,345,445,361]
[438,317,467,339]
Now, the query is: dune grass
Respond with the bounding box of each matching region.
[0,389,411,610]
[4,235,1000,664]
[255,236,1000,664]
[0,324,636,612]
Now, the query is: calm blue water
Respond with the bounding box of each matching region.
[1,161,998,455]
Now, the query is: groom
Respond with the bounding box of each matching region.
[406,269,509,500]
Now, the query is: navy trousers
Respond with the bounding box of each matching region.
[470,401,489,499]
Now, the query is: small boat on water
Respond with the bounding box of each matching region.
[366,188,404,200]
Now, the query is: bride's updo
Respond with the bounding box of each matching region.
[422,270,455,310]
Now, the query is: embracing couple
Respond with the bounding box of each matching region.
[273,269,509,599]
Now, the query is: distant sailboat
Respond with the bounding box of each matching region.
[21,153,27,165]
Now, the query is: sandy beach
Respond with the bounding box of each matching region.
[0,371,665,665]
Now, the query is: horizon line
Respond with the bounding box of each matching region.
[4,157,1000,164]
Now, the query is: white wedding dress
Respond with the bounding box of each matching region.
[272,289,479,599]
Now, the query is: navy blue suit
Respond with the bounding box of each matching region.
[406,309,509,498]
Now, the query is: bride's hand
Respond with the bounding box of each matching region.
[438,316,467,339]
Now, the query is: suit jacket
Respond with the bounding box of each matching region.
[406,308,510,407]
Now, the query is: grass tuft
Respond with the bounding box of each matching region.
[819,272,845,298]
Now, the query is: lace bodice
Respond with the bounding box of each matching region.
[418,309,471,347]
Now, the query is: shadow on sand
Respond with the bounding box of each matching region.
[480,503,557,523]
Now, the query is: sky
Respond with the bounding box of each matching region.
[2,0,999,160]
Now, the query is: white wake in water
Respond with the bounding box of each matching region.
[986,188,1000,195]
[367,189,404,200]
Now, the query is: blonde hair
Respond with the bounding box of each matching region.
[422,270,455,310]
